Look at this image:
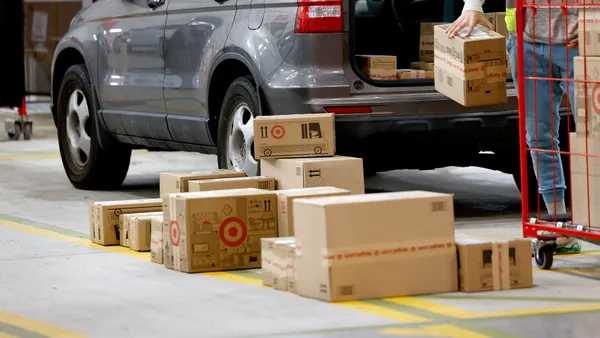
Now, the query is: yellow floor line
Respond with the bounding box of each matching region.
[381,324,489,337]
[338,302,431,324]
[386,297,478,319]
[0,333,17,338]
[0,310,85,338]
[467,304,600,319]
[203,272,264,286]
[0,153,60,161]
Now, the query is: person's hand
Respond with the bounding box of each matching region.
[447,10,494,38]
[568,21,579,49]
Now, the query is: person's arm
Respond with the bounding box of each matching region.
[447,0,491,38]
[462,0,484,13]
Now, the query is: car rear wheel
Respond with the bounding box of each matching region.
[217,76,260,177]
[56,64,131,190]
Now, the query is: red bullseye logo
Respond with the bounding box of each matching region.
[219,217,247,247]
[271,125,286,139]
[593,84,600,115]
[170,220,180,246]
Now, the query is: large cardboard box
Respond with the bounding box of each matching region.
[119,212,162,248]
[89,199,162,246]
[455,234,533,292]
[151,216,164,264]
[420,23,447,62]
[574,56,600,136]
[188,176,275,192]
[356,55,397,80]
[253,113,336,159]
[276,187,351,237]
[163,189,278,273]
[485,12,509,38]
[293,191,458,301]
[569,133,600,227]
[261,156,365,195]
[434,25,507,107]
[578,9,600,56]
[159,171,246,197]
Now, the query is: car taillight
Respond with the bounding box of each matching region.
[295,0,343,33]
[325,106,372,114]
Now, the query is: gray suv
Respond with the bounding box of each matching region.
[51,0,571,200]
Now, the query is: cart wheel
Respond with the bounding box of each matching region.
[23,122,33,140]
[8,123,22,140]
[534,245,555,270]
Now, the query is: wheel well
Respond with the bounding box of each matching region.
[52,48,86,121]
[208,59,253,144]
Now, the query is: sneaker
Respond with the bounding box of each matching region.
[555,237,581,255]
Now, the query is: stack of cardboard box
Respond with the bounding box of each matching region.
[356,55,398,80]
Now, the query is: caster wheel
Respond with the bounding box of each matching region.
[534,244,556,270]
[8,122,22,140]
[23,121,33,140]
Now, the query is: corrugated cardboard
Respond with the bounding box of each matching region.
[411,61,435,71]
[253,113,336,159]
[164,188,278,273]
[356,55,397,80]
[574,57,600,136]
[397,69,434,80]
[569,133,600,227]
[119,212,162,248]
[261,238,278,286]
[485,12,509,38]
[89,199,162,246]
[420,22,447,62]
[578,9,600,56]
[272,238,297,291]
[129,214,161,252]
[293,191,458,301]
[159,171,246,198]
[261,156,365,195]
[455,234,533,292]
[276,187,351,237]
[188,176,275,192]
[151,216,164,264]
[434,25,507,107]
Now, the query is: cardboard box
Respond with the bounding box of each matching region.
[578,9,600,56]
[163,188,278,273]
[89,199,162,246]
[253,113,336,160]
[261,238,278,286]
[574,56,600,136]
[119,212,162,248]
[159,170,246,198]
[356,55,397,80]
[420,22,447,62]
[455,234,533,292]
[261,156,365,195]
[434,25,507,107]
[485,12,509,38]
[151,216,164,264]
[411,61,435,71]
[397,69,434,80]
[293,191,458,301]
[569,133,600,227]
[276,187,351,237]
[188,176,275,192]
[272,239,297,291]
[129,214,162,252]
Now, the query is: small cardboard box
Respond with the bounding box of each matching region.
[578,9,600,56]
[151,216,164,264]
[276,187,351,237]
[272,238,297,291]
[159,170,246,197]
[253,113,336,160]
[411,61,435,71]
[356,55,397,80]
[569,133,600,227]
[574,56,600,136]
[261,156,365,195]
[455,234,533,292]
[397,69,434,80]
[293,191,458,302]
[261,238,278,286]
[189,176,275,192]
[420,22,447,62]
[164,188,278,273]
[485,12,509,38]
[119,212,162,248]
[434,24,507,107]
[89,199,162,246]
[129,214,160,252]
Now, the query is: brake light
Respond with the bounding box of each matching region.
[325,106,372,114]
[295,0,343,33]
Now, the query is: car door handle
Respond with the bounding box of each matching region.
[147,0,165,10]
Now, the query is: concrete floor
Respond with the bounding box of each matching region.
[1,110,600,338]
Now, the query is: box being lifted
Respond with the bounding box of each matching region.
[434,25,507,107]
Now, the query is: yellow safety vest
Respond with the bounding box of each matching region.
[505,8,516,33]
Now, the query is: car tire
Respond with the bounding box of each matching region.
[217,75,260,177]
[56,64,131,190]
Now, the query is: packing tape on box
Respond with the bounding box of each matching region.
[320,237,455,268]
[491,240,511,291]
[434,54,485,81]
[485,65,506,84]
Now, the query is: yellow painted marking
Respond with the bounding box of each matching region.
[338,302,431,324]
[203,272,264,286]
[381,324,489,337]
[35,125,56,130]
[386,297,478,319]
[535,268,600,274]
[0,310,85,338]
[0,333,17,338]
[0,149,148,162]
[467,304,600,319]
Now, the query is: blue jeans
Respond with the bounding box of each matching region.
[519,41,578,203]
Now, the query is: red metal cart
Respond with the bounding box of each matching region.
[516,0,600,269]
[3,97,33,140]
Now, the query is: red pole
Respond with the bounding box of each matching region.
[18,97,26,118]
[516,0,529,230]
